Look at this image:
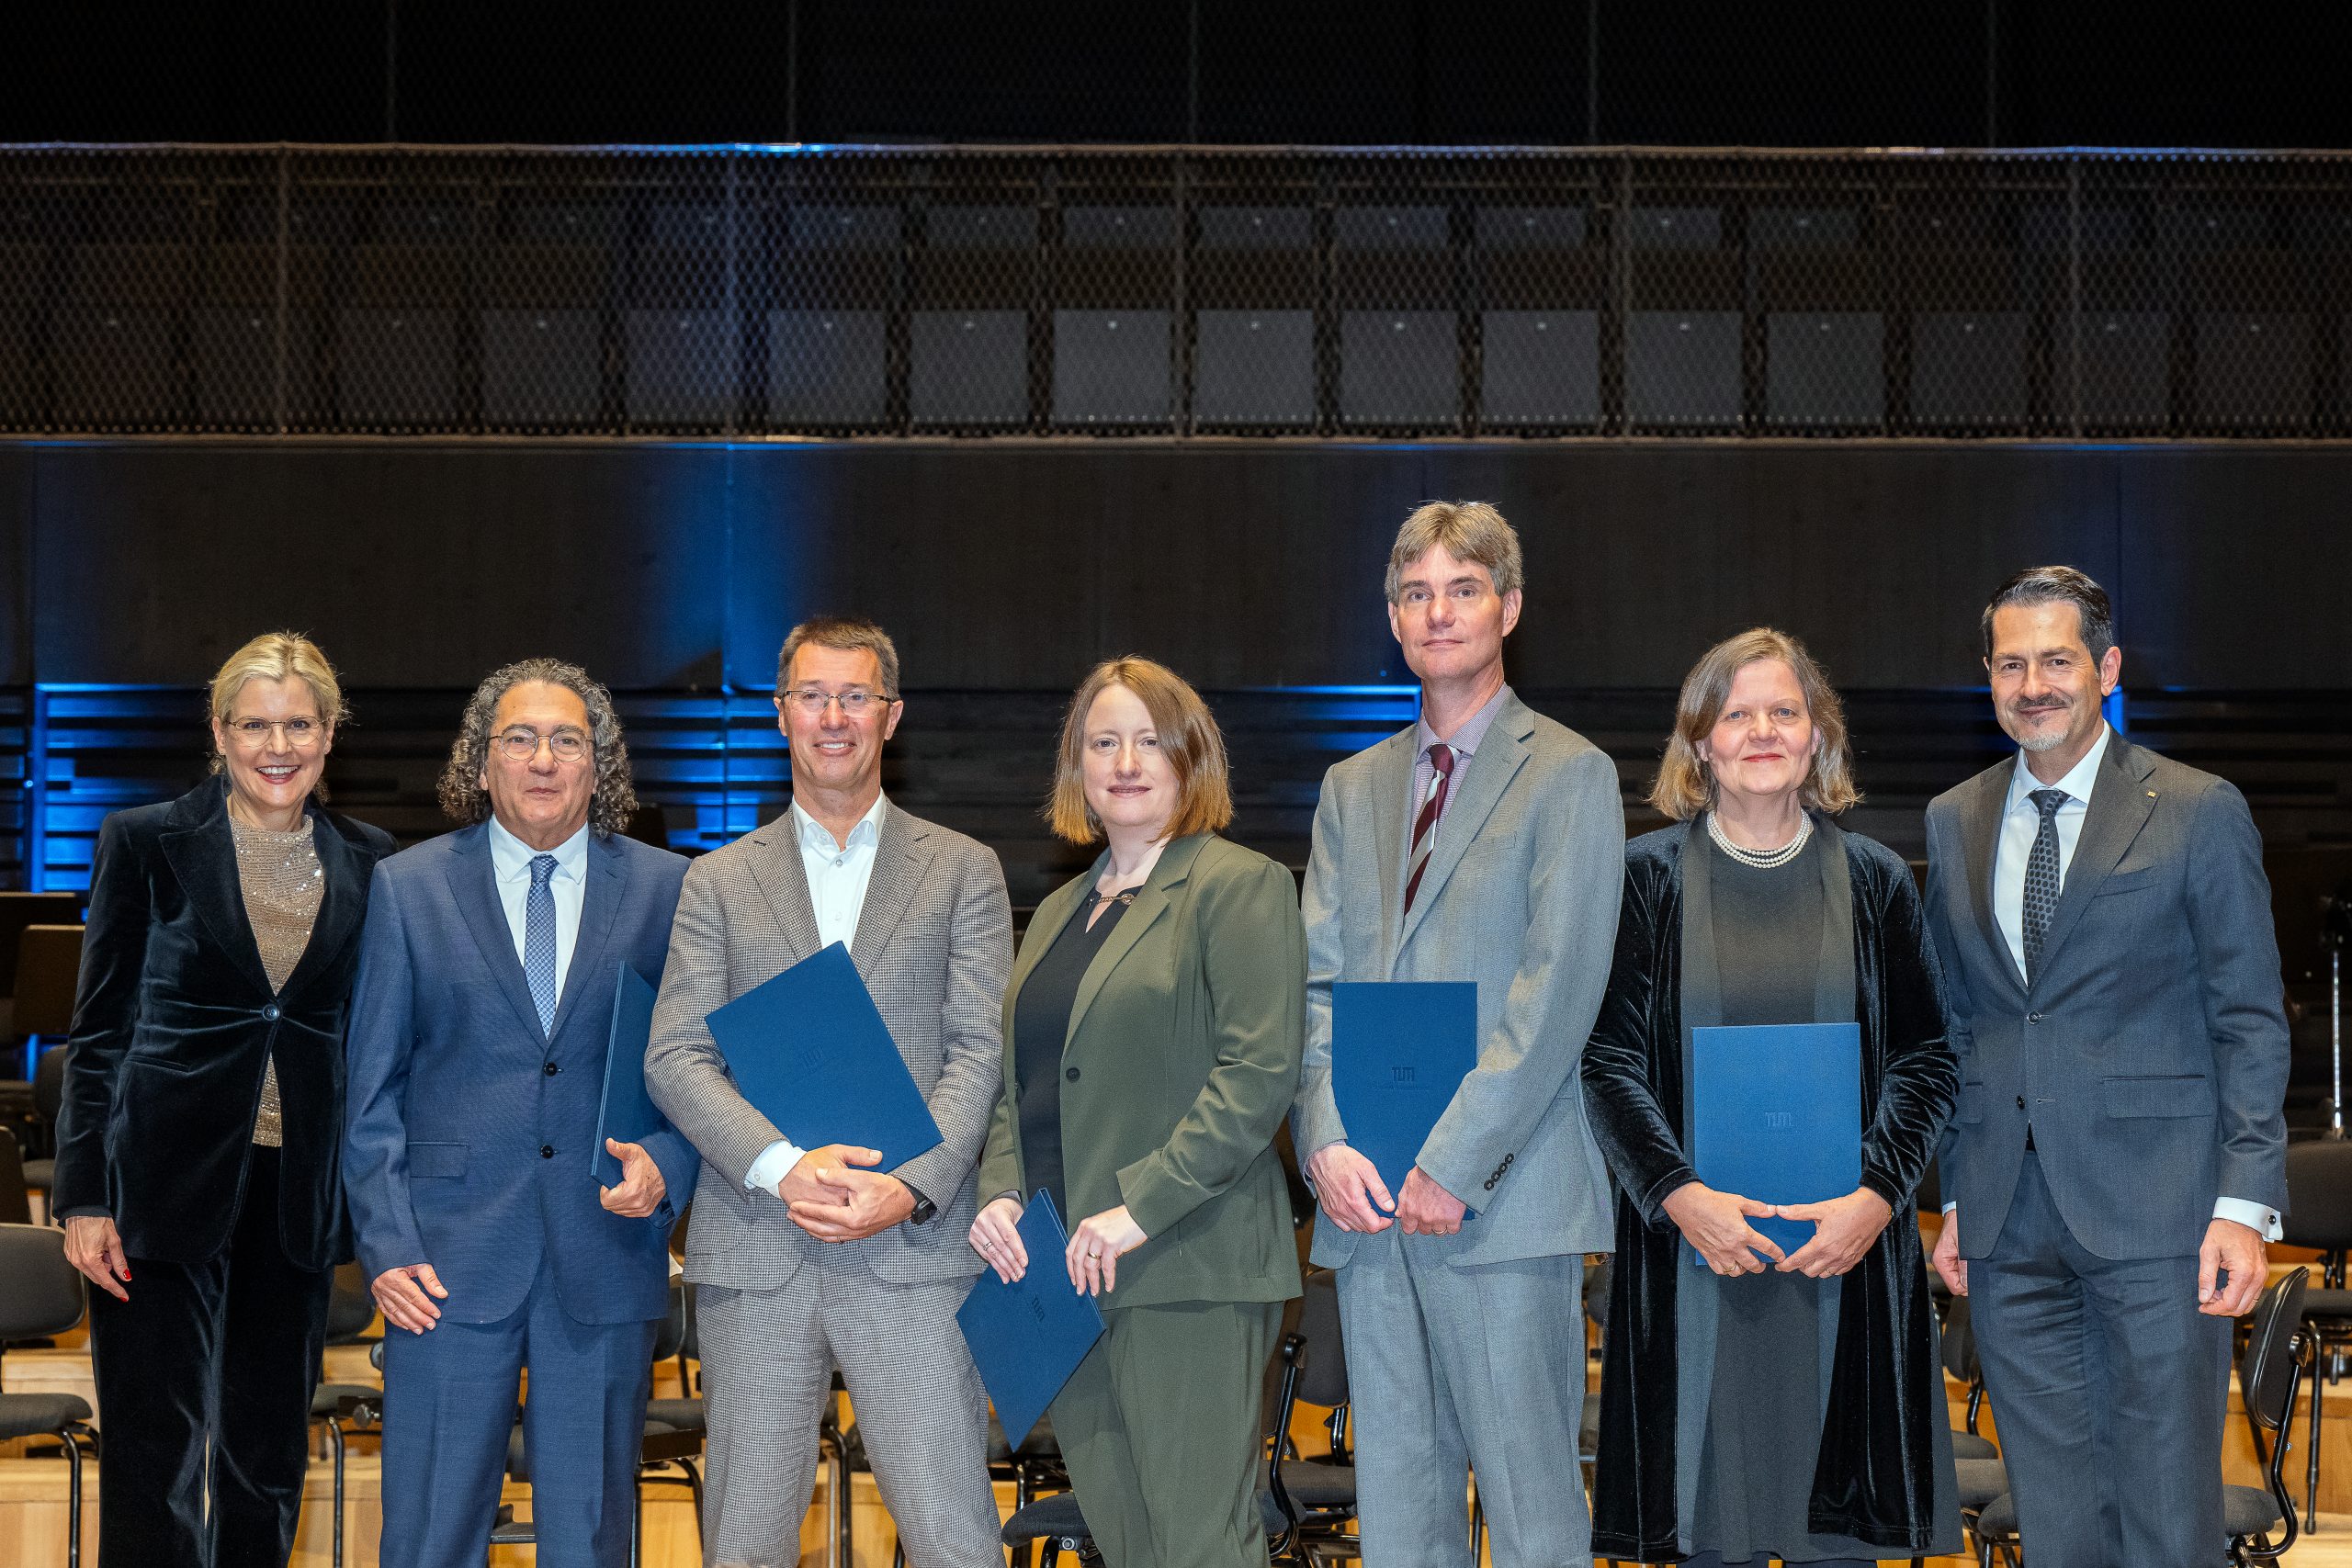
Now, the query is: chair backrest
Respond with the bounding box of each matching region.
[0,893,80,994]
[11,925,85,1037]
[324,1262,377,1342]
[32,1046,66,1126]
[651,1275,687,1364]
[1939,1294,1982,1384]
[0,1129,30,1226]
[1584,1257,1611,1337]
[1295,1268,1348,1409]
[2239,1266,2311,1433]
[2284,1142,2352,1252]
[0,1221,87,1337]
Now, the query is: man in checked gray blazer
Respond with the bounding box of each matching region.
[1291,502,1624,1568]
[1926,566,2289,1568]
[646,616,1010,1568]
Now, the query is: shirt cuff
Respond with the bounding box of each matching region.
[1942,1201,1957,1214]
[2213,1195,2283,1241]
[745,1139,808,1196]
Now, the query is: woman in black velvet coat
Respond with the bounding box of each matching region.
[1580,628,1960,1566]
[50,632,394,1568]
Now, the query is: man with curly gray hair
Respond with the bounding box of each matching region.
[344,657,700,1568]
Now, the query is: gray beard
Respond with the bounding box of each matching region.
[2009,711,2071,751]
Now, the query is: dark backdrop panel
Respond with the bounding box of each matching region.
[17,439,2352,694]
[0,447,30,685]
[1422,445,2124,690]
[30,445,728,689]
[2118,451,2352,691]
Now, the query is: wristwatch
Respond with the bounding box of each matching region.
[905,1184,936,1226]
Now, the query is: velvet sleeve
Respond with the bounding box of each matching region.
[1579,854,1692,1229]
[49,813,151,1218]
[1858,855,1961,1212]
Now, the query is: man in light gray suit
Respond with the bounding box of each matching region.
[1926,566,2289,1568]
[1291,501,1624,1568]
[645,615,1010,1568]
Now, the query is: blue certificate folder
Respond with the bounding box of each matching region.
[1688,1021,1863,1265]
[956,1192,1106,1447]
[1330,980,1479,1202]
[593,964,662,1188]
[704,942,944,1171]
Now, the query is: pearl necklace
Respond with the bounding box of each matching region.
[1706,809,1812,870]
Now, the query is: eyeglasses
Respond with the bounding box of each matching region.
[227,716,324,749]
[778,689,896,718]
[493,728,590,762]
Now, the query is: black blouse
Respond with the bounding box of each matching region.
[1009,889,1133,1219]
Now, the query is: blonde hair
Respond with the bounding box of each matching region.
[208,631,347,782]
[1384,501,1524,603]
[1047,658,1234,845]
[1648,627,1861,820]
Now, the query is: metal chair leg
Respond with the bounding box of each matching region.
[2310,1348,2329,1532]
[684,1458,705,1545]
[831,1439,851,1568]
[61,1426,83,1568]
[327,1416,347,1568]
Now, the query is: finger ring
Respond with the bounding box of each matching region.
[1089,1247,1102,1258]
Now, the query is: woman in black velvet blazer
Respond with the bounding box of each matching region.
[1579,628,1960,1566]
[50,632,393,1568]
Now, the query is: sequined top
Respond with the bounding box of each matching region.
[228,814,323,1148]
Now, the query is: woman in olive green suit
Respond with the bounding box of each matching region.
[971,655,1306,1568]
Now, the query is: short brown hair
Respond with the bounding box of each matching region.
[776,615,901,698]
[1385,501,1524,603]
[1648,627,1861,820]
[1047,658,1234,845]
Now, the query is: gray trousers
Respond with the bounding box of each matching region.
[695,1253,1001,1568]
[1971,1151,2233,1568]
[1333,1229,1589,1568]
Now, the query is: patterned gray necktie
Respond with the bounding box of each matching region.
[525,852,559,1033]
[2021,788,2068,982]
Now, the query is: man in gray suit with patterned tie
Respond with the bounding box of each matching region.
[1290,502,1624,1568]
[1926,566,2290,1567]
[645,616,1010,1568]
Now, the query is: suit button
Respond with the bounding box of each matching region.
[2027,1011,2042,1023]
[544,1061,560,1076]
[540,1145,555,1159]
[2016,1095,2026,1110]
[1065,1067,1080,1081]
[262,1004,280,1021]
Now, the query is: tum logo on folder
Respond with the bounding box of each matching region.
[1391,1066,1417,1084]
[1765,1111,1794,1131]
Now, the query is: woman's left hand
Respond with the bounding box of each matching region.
[1772,1187,1894,1278]
[1066,1204,1148,1297]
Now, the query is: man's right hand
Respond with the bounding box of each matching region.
[1305,1143,1396,1235]
[63,1215,131,1302]
[1931,1211,1968,1296]
[372,1263,449,1333]
[776,1144,879,1208]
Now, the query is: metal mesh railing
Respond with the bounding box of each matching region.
[7,144,2352,439]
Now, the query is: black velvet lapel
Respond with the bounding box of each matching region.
[277,811,367,1005]
[157,779,272,998]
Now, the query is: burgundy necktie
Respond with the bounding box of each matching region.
[1403,742,1455,915]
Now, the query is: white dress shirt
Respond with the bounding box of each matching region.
[486,816,590,1005]
[1957,726,2278,1239]
[744,793,889,1196]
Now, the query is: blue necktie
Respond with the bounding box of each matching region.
[2021,788,2068,983]
[525,852,559,1034]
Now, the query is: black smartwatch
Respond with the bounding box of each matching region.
[905,1183,936,1226]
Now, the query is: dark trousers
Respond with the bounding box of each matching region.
[378,1253,657,1568]
[1970,1150,2232,1568]
[87,1145,333,1568]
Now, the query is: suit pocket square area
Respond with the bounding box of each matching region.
[406,1140,470,1179]
[2100,1074,2217,1119]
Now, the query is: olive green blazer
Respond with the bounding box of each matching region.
[979,832,1306,1308]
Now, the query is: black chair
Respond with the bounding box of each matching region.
[2283,1136,2352,1529]
[0,1126,33,1225]
[1267,1268,1358,1562]
[0,1222,99,1566]
[22,1045,65,1210]
[309,1263,384,1568]
[1939,1295,2001,1461]
[12,924,85,1042]
[1973,1267,2311,1568]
